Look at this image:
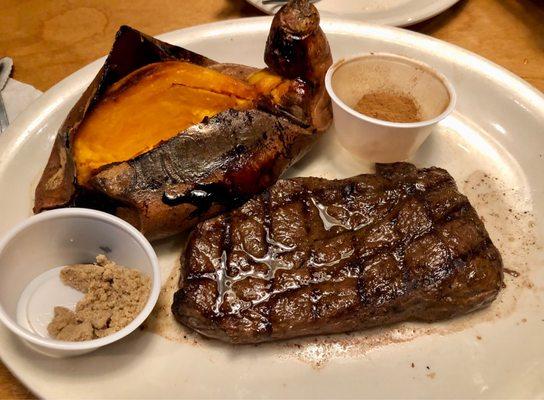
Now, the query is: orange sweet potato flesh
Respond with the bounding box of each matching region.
[73,61,263,186]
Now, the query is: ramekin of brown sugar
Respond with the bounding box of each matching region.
[0,209,160,357]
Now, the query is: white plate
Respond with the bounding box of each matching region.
[1,17,544,399]
[247,0,461,27]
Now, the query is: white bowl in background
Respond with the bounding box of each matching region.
[0,208,160,357]
[325,53,456,162]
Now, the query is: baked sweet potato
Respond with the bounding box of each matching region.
[34,0,332,240]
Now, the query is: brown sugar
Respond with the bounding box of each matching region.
[47,255,151,341]
[354,90,422,123]
[48,307,94,341]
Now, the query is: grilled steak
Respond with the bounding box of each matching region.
[172,163,504,344]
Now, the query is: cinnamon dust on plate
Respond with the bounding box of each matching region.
[354,90,422,123]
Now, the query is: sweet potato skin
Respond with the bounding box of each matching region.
[90,109,314,240]
[34,26,217,214]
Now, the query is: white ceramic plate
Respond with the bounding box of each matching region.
[247,0,461,27]
[1,17,543,399]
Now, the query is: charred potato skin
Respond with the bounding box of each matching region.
[90,109,314,240]
[34,26,216,214]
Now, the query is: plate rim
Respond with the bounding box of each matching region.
[246,0,462,27]
[0,16,543,398]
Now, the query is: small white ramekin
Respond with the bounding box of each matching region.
[325,53,456,162]
[0,208,160,357]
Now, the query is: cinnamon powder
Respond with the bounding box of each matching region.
[354,90,422,123]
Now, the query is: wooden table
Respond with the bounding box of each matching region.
[0,0,543,397]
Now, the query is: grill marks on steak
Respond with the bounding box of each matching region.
[172,163,503,343]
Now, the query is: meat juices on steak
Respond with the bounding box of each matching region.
[172,163,504,344]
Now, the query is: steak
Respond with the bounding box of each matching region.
[172,163,504,344]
